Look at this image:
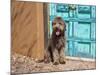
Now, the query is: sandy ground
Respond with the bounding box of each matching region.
[11,52,96,74]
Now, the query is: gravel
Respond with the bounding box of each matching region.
[11,52,96,74]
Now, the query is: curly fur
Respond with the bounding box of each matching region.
[44,17,66,65]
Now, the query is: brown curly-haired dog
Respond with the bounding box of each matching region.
[44,17,66,65]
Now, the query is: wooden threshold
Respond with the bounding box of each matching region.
[65,56,95,62]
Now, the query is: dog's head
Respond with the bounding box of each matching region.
[52,17,66,36]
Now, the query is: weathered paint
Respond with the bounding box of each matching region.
[49,3,96,59]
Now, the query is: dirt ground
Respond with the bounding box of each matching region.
[11,52,96,74]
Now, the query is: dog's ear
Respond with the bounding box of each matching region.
[52,21,55,26]
[52,21,53,26]
[64,21,66,31]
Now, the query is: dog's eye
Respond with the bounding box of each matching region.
[59,23,62,25]
[52,22,56,25]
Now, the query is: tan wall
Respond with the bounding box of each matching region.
[11,0,44,60]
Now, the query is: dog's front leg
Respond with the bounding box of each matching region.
[53,49,59,65]
[59,47,66,64]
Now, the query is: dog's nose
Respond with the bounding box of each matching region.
[56,24,60,28]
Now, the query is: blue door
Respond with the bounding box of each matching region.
[48,3,96,59]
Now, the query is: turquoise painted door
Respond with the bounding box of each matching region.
[48,4,96,59]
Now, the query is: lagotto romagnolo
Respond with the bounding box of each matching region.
[44,17,67,65]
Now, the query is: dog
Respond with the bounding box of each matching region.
[44,17,66,65]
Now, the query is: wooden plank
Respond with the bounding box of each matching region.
[31,3,44,60]
[11,1,44,60]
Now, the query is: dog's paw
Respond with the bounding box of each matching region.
[53,61,59,65]
[60,60,66,64]
[44,59,51,64]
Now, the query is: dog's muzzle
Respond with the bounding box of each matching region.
[53,24,64,36]
[54,28,61,36]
